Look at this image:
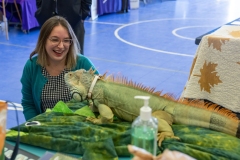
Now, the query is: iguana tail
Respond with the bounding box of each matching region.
[164,99,240,137]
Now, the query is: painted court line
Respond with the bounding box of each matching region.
[172,26,216,40]
[114,18,216,57]
[0,42,33,48]
[89,57,189,74]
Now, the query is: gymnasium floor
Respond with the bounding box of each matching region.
[1,0,240,129]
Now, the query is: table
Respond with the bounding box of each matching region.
[195,17,240,45]
[0,0,39,32]
[182,25,240,113]
[5,141,131,160]
[97,0,122,16]
[91,0,129,20]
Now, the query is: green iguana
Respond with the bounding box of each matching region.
[64,69,240,146]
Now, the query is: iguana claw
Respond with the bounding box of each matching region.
[86,115,113,124]
[86,117,103,124]
[157,132,180,146]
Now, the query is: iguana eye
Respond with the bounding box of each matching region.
[67,73,72,77]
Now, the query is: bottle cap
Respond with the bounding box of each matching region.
[134,96,151,121]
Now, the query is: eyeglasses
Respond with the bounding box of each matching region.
[48,37,72,46]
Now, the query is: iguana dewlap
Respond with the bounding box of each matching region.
[64,69,240,146]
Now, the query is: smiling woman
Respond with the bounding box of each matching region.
[43,25,73,76]
[20,16,99,121]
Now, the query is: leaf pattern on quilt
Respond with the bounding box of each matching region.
[207,36,229,51]
[229,30,240,38]
[188,56,198,80]
[194,61,222,93]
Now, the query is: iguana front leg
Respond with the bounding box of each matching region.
[152,110,180,146]
[86,103,114,124]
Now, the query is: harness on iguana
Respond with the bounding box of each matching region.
[86,75,100,111]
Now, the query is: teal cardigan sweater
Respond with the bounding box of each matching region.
[21,54,99,120]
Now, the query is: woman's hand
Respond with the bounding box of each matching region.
[128,145,196,160]
[128,145,155,160]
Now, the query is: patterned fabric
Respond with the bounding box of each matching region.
[41,67,71,112]
[6,101,240,160]
[182,25,240,113]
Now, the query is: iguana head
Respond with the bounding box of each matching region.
[64,69,96,102]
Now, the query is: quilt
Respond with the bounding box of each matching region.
[182,25,240,113]
[6,101,240,160]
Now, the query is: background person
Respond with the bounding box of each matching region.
[21,16,98,121]
[35,0,92,55]
[118,0,129,13]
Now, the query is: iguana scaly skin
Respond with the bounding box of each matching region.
[64,69,240,146]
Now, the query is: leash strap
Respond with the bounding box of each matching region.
[87,75,99,110]
[88,75,100,99]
